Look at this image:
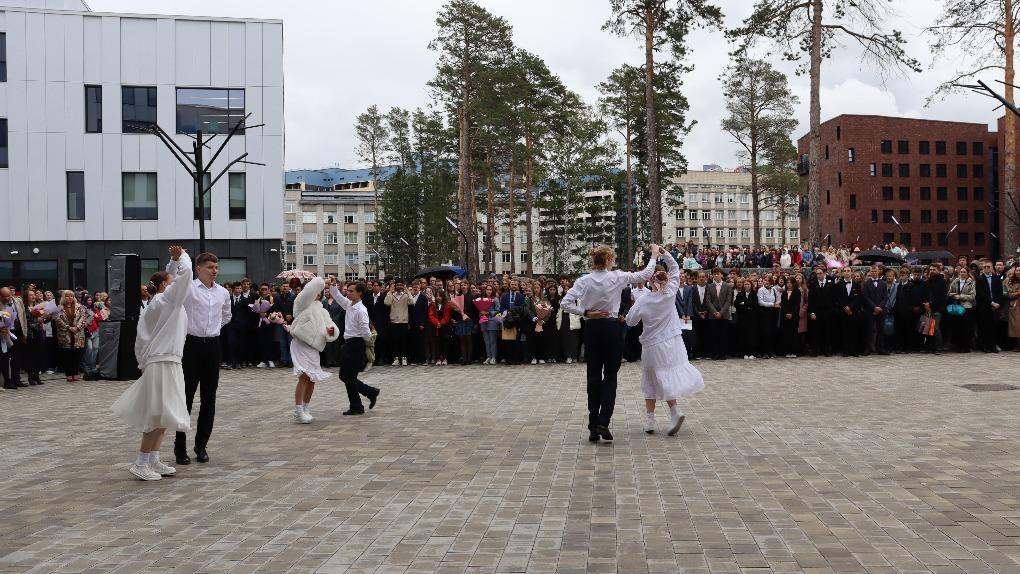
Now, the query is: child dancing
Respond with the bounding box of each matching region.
[284,276,340,423]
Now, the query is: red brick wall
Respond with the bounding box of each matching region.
[798,115,997,258]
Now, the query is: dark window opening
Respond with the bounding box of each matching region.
[973,141,984,156]
[899,209,911,223]
[936,164,947,177]
[957,164,968,178]
[85,85,102,133]
[897,140,909,154]
[919,141,931,154]
[176,88,246,135]
[921,233,932,246]
[921,210,932,223]
[849,194,857,209]
[956,141,967,155]
[880,140,893,153]
[973,164,984,178]
[899,187,910,200]
[122,86,157,133]
[920,164,931,177]
[882,186,893,200]
[881,163,893,177]
[937,187,947,200]
[920,187,931,200]
[937,209,948,224]
[975,210,984,223]
[871,209,878,223]
[900,232,911,246]
[958,209,969,223]
[974,187,985,200]
[883,209,894,223]
[957,187,968,200]
[67,171,85,221]
[898,164,910,177]
[935,141,947,155]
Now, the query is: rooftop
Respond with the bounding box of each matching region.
[286,167,399,189]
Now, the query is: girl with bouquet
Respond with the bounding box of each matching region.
[624,250,705,436]
[525,283,551,364]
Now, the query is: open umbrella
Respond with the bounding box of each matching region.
[905,251,956,263]
[856,249,905,264]
[276,269,316,281]
[413,266,465,281]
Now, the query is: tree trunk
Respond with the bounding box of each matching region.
[371,149,379,221]
[751,136,760,250]
[625,122,634,265]
[508,154,517,274]
[644,6,662,243]
[808,0,823,246]
[459,31,478,278]
[525,135,535,276]
[1004,0,1017,257]
[486,152,496,275]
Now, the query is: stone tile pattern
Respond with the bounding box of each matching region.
[2,354,1020,573]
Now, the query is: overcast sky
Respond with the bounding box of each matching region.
[93,0,1003,172]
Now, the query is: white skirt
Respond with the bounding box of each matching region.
[291,337,332,383]
[111,361,192,433]
[640,333,705,401]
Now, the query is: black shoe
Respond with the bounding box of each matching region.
[195,448,209,463]
[4,384,17,390]
[342,408,365,416]
[175,452,191,465]
[15,381,28,387]
[368,390,379,410]
[596,425,613,441]
[588,431,600,443]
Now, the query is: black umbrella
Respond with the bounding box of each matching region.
[856,249,905,264]
[412,266,465,280]
[905,251,956,263]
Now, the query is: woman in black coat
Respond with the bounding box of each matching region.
[779,280,802,357]
[734,279,759,359]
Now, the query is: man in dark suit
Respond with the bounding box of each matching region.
[675,271,696,355]
[238,278,258,367]
[862,266,889,355]
[704,268,733,360]
[807,266,834,356]
[691,271,709,359]
[408,280,430,364]
[975,260,1005,353]
[365,280,390,366]
[833,268,862,356]
[893,267,920,353]
[224,283,249,369]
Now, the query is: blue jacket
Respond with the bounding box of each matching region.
[675,284,695,317]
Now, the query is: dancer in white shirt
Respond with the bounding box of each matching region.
[171,251,231,466]
[112,246,193,481]
[327,278,380,415]
[561,244,659,443]
[284,276,340,424]
[625,250,705,436]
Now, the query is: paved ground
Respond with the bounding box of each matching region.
[3,354,1020,574]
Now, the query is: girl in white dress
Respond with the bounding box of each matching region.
[112,246,193,481]
[625,250,705,436]
[285,276,340,423]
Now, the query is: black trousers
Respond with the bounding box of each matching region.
[758,309,778,357]
[808,312,831,355]
[583,319,622,431]
[390,323,409,360]
[977,308,997,351]
[708,319,728,359]
[176,335,220,453]
[257,323,275,363]
[409,325,427,363]
[692,317,708,358]
[340,337,377,411]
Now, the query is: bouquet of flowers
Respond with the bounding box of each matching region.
[250,299,273,325]
[533,302,551,333]
[267,311,285,325]
[473,298,493,324]
[0,312,16,348]
[31,300,61,319]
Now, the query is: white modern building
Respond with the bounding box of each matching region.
[0,0,284,291]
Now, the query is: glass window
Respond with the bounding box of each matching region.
[302,232,317,244]
[935,141,946,155]
[899,209,911,223]
[883,232,895,244]
[920,164,931,177]
[688,209,698,220]
[937,187,947,200]
[194,173,211,220]
[122,172,157,220]
[937,209,948,223]
[937,232,948,246]
[881,163,893,177]
[740,228,749,238]
[957,187,968,200]
[936,164,947,177]
[921,210,931,223]
[740,194,749,203]
[675,209,685,220]
[899,187,910,200]
[956,141,967,155]
[344,231,358,244]
[364,212,376,224]
[344,213,357,224]
[176,88,245,135]
[849,194,857,209]
[920,187,931,200]
[324,231,337,244]
[303,254,316,266]
[228,173,245,220]
[0,33,6,82]
[324,212,337,224]
[975,210,984,223]
[883,210,894,223]
[302,212,316,224]
[366,232,376,245]
[0,118,7,168]
[882,187,893,200]
[958,209,969,223]
[919,141,930,154]
[880,140,892,153]
[217,258,246,283]
[921,233,932,246]
[324,254,338,265]
[898,140,909,154]
[701,210,711,220]
[69,260,87,291]
[121,86,157,133]
[848,148,855,162]
[502,251,512,263]
[957,164,967,178]
[973,164,984,178]
[974,187,985,200]
[285,202,296,213]
[900,232,911,246]
[869,163,876,176]
[898,164,909,177]
[520,251,528,262]
[975,232,985,246]
[973,141,984,156]
[66,171,85,221]
[285,241,296,254]
[85,86,102,133]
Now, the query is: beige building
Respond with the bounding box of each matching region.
[665,171,800,248]
[284,169,382,280]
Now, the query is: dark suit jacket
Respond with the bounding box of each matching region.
[734,290,757,319]
[409,293,430,329]
[675,285,695,317]
[366,292,390,329]
[704,281,733,320]
[500,291,525,312]
[975,274,1005,312]
[691,285,708,317]
[862,279,888,312]
[833,280,862,315]
[807,278,834,316]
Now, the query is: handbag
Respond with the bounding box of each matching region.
[946,303,966,316]
[882,314,895,337]
[916,314,936,337]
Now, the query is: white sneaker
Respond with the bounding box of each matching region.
[401,357,408,366]
[530,359,537,365]
[538,360,546,364]
[643,415,656,434]
[303,405,314,422]
[257,362,267,368]
[566,358,573,364]
[667,412,686,436]
[748,355,755,360]
[293,409,312,424]
[392,359,401,366]
[129,463,161,481]
[45,369,54,375]
[150,460,176,476]
[268,361,276,368]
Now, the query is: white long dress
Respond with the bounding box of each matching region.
[288,277,339,383]
[626,252,705,401]
[111,253,193,433]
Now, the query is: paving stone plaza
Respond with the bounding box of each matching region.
[3,354,1020,573]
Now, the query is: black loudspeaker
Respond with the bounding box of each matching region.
[97,320,140,381]
[109,254,141,321]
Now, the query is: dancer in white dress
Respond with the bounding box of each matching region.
[284,276,340,423]
[111,245,193,481]
[625,250,705,436]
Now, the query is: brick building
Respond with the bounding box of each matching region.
[798,115,1001,259]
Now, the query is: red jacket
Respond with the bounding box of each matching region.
[428,303,452,330]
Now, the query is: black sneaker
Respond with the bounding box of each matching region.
[368,390,379,410]
[596,425,614,441]
[175,451,191,465]
[342,409,365,416]
[588,431,600,443]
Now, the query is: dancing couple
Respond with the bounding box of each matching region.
[562,244,704,443]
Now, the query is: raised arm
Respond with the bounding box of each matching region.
[329,283,352,311]
[621,249,658,286]
[662,251,681,298]
[161,250,193,308]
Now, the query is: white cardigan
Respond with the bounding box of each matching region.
[134,252,192,367]
[288,277,340,352]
